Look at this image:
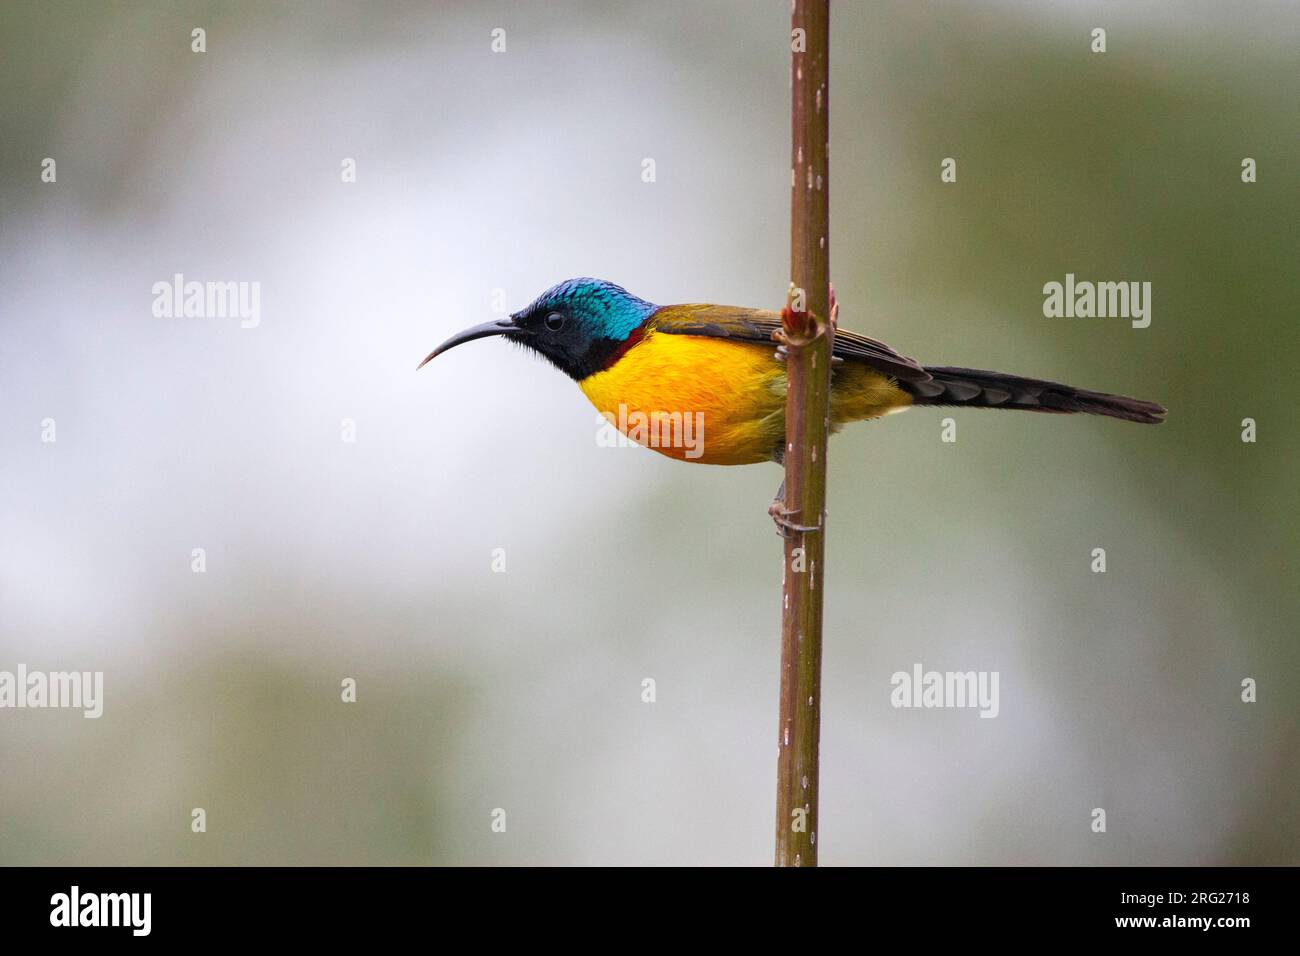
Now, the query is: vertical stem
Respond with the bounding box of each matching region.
[776,0,832,867]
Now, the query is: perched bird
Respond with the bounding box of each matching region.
[419,278,1165,470]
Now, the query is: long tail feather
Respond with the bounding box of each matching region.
[905,366,1167,424]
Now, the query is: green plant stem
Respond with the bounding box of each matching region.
[775,0,832,868]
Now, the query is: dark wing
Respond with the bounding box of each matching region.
[649,303,938,390]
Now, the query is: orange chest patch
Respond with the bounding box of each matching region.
[579,332,786,465]
[577,330,913,465]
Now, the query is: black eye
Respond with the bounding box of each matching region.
[544,311,566,332]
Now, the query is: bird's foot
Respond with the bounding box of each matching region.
[769,501,820,536]
[774,344,842,366]
[770,511,820,536]
[769,483,820,536]
[772,282,840,363]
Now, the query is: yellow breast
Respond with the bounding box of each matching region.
[578,330,913,465]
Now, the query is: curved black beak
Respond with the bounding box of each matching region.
[417,317,522,369]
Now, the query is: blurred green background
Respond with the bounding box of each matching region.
[1,0,1296,865]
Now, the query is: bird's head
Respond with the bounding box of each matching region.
[418,278,657,380]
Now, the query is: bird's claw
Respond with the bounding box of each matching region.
[775,344,841,366]
[774,283,839,363]
[768,499,820,536]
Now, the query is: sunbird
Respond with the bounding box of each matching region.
[419,278,1165,517]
